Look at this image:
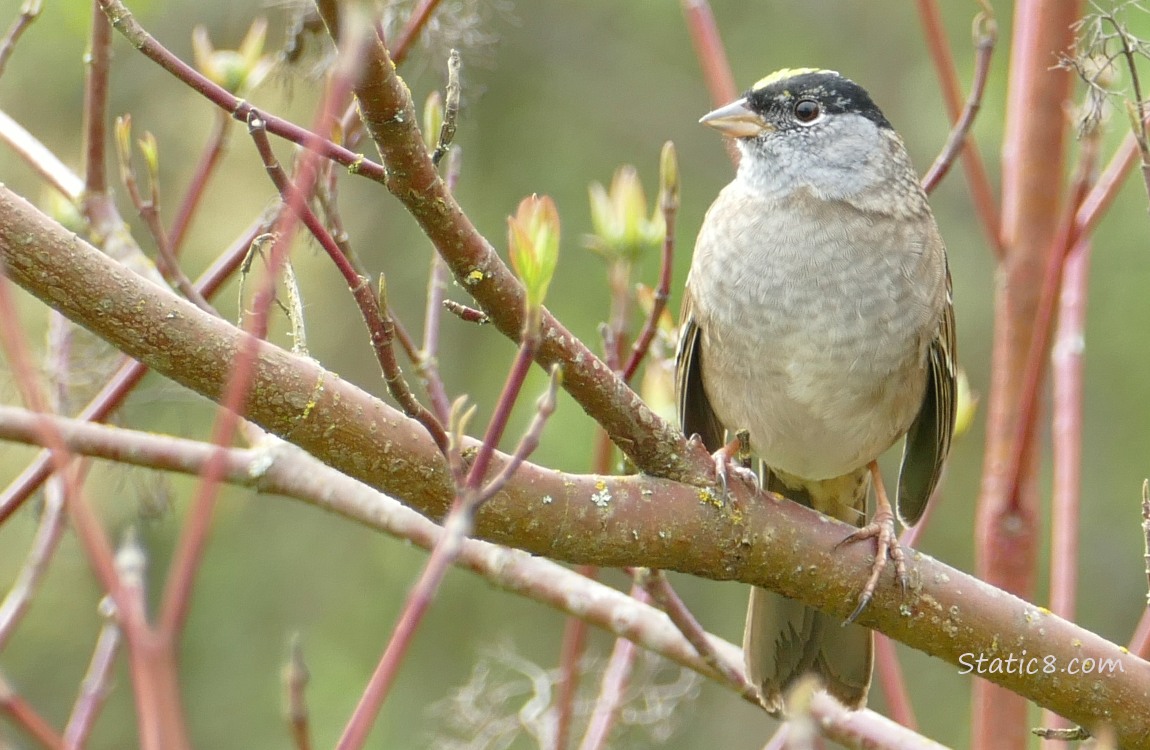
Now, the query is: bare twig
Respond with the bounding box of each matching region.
[464,330,543,491]
[915,0,1003,255]
[0,109,85,198]
[1143,480,1150,607]
[554,609,590,750]
[0,476,68,652]
[82,0,112,197]
[335,333,559,750]
[63,620,122,749]
[247,112,449,453]
[0,0,42,78]
[419,146,466,426]
[442,299,488,324]
[113,117,216,313]
[679,0,738,166]
[874,635,918,730]
[577,584,649,750]
[169,112,231,255]
[389,0,444,65]
[622,142,678,384]
[0,214,274,526]
[0,672,66,750]
[283,634,313,750]
[431,49,460,167]
[471,366,560,504]
[921,10,997,194]
[638,569,754,700]
[96,0,388,183]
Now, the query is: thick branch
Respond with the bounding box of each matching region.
[2,186,1150,746]
[308,4,704,484]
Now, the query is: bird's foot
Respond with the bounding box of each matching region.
[711,430,757,499]
[837,506,906,623]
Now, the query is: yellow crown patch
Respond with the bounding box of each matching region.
[751,68,838,92]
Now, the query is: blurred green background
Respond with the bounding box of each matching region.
[2,1,1150,748]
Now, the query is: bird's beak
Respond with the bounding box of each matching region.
[699,98,774,138]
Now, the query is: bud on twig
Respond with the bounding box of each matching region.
[507,194,560,331]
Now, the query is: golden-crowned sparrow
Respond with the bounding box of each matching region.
[675,68,956,711]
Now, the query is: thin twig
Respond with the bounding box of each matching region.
[679,1,737,106]
[0,672,66,750]
[464,329,541,490]
[576,584,648,750]
[0,214,274,525]
[554,605,590,750]
[63,620,122,750]
[1041,235,1092,740]
[0,476,68,651]
[915,0,1003,255]
[1143,480,1150,607]
[169,112,231,255]
[442,299,488,324]
[247,112,449,453]
[389,0,443,65]
[283,634,313,750]
[638,569,755,700]
[999,126,1100,517]
[114,119,216,313]
[0,109,85,198]
[471,366,560,504]
[921,11,997,194]
[430,49,459,167]
[874,635,918,730]
[420,254,452,424]
[96,0,388,183]
[82,0,112,197]
[334,356,559,750]
[622,142,678,384]
[0,0,42,78]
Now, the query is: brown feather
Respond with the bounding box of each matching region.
[895,275,956,525]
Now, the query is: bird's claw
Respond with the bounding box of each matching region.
[837,508,906,623]
[711,430,757,500]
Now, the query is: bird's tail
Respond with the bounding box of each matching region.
[744,468,873,712]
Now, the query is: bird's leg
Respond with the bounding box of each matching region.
[711,429,758,497]
[837,460,907,623]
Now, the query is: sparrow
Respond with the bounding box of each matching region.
[675,68,956,711]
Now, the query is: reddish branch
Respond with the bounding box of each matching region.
[916,0,1003,256]
[304,0,705,484]
[5,187,1150,746]
[973,2,1084,748]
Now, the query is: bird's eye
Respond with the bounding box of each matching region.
[793,99,821,123]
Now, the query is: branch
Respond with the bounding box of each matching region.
[3,187,1150,747]
[308,4,706,485]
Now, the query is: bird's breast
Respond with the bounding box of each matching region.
[687,185,942,479]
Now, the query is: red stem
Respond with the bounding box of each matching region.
[874,635,918,731]
[466,335,537,489]
[915,0,1003,256]
[81,0,111,196]
[973,2,1082,747]
[156,138,316,641]
[389,0,442,65]
[169,112,230,255]
[1040,238,1091,746]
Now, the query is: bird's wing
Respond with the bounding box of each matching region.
[896,274,956,525]
[675,289,725,452]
